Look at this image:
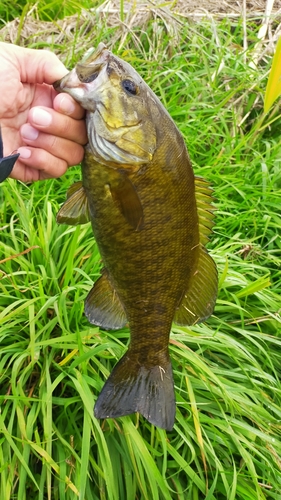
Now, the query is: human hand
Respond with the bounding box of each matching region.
[0,42,87,182]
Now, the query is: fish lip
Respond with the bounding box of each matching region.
[53,69,80,92]
[53,65,108,98]
[53,79,62,92]
[53,45,110,99]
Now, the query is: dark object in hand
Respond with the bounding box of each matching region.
[0,126,19,182]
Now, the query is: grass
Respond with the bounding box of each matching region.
[0,0,98,23]
[1,3,281,499]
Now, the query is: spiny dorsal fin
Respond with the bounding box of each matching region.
[57,181,90,226]
[195,176,215,246]
[85,269,127,330]
[174,245,218,326]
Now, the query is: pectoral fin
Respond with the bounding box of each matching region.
[85,270,127,330]
[109,173,144,231]
[174,245,218,325]
[57,181,89,225]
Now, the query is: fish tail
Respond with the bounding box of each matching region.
[94,351,175,431]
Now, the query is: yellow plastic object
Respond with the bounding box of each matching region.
[264,36,281,113]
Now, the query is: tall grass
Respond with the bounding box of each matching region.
[0,0,97,24]
[0,6,281,500]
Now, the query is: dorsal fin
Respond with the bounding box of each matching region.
[195,176,215,246]
[174,245,218,326]
[174,176,217,326]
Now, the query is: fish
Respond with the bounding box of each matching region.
[54,43,218,431]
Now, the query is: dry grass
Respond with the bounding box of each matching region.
[1,0,281,54]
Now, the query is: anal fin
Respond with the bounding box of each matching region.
[174,245,218,325]
[85,270,127,330]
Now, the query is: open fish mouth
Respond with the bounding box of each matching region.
[53,43,110,103]
[53,66,106,111]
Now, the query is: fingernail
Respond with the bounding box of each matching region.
[31,108,52,127]
[59,95,76,115]
[18,147,31,159]
[21,124,39,141]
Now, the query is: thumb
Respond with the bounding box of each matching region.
[12,44,68,84]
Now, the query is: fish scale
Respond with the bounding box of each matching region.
[54,43,218,430]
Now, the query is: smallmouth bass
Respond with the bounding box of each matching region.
[54,43,218,430]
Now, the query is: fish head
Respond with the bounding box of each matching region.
[54,43,157,167]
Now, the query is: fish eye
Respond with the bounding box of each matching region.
[78,71,99,83]
[122,79,138,95]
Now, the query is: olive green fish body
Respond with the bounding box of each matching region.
[55,44,217,430]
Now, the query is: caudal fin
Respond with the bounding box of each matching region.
[94,352,175,431]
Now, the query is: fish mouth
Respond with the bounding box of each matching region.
[53,43,110,96]
[53,69,86,93]
[53,79,62,92]
[53,67,100,112]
